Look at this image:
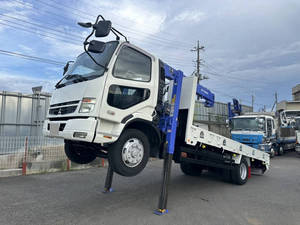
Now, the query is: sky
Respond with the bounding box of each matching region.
[0,0,299,111]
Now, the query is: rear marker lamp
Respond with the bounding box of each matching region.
[79,98,96,113]
[181,152,187,158]
[73,132,87,138]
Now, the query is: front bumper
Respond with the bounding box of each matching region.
[43,117,97,142]
[258,143,272,154]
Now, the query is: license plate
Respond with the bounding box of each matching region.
[50,123,60,136]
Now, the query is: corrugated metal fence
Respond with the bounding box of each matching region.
[194,101,253,124]
[0,91,51,136]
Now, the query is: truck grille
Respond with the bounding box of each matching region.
[49,100,79,115]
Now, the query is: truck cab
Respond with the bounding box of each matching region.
[230,114,276,157]
[279,110,300,128]
[43,37,166,176]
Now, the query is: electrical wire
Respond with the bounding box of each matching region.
[0,49,65,66]
[0,18,82,45]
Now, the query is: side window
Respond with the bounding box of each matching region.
[107,85,150,109]
[113,46,151,82]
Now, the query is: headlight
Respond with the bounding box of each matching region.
[79,98,96,113]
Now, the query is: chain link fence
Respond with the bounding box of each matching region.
[0,136,65,171]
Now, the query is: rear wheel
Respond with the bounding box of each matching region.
[232,157,249,185]
[278,146,284,156]
[108,129,150,177]
[180,161,203,176]
[64,140,96,164]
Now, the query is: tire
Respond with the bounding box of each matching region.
[64,140,96,164]
[180,161,203,176]
[270,147,275,158]
[108,129,150,177]
[232,157,249,185]
[278,146,284,156]
[221,169,233,183]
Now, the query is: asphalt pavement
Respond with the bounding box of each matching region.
[0,152,299,225]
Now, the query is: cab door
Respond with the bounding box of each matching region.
[266,119,272,138]
[99,43,157,124]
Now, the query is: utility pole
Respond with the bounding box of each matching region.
[191,41,206,83]
[271,92,278,111]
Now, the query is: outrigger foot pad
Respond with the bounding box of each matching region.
[154,209,168,215]
[102,188,113,193]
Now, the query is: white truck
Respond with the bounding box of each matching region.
[43,16,270,214]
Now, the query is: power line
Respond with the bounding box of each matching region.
[209,87,272,107]
[44,0,192,48]
[32,0,191,49]
[0,20,81,45]
[0,13,84,41]
[0,18,82,45]
[0,49,65,66]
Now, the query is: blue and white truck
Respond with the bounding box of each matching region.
[230,113,277,157]
[229,101,300,157]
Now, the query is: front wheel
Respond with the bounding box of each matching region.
[64,140,96,164]
[108,129,150,177]
[270,147,275,158]
[232,157,249,185]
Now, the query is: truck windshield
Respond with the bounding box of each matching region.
[232,117,265,131]
[285,111,300,118]
[56,41,118,88]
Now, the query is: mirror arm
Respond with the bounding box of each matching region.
[111,27,128,42]
[83,30,108,71]
[110,28,120,40]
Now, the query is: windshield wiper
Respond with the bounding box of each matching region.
[65,74,87,80]
[55,83,65,89]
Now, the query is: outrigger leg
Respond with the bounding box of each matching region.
[103,163,114,193]
[155,153,173,215]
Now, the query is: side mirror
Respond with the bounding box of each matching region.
[63,61,74,75]
[258,123,264,129]
[258,118,264,124]
[93,20,111,37]
[88,40,106,53]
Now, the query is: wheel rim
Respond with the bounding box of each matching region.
[280,146,283,154]
[121,138,144,168]
[240,163,247,180]
[271,148,275,157]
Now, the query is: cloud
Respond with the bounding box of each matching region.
[0,71,57,94]
[72,0,166,40]
[173,10,206,23]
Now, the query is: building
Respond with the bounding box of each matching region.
[292,84,300,101]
